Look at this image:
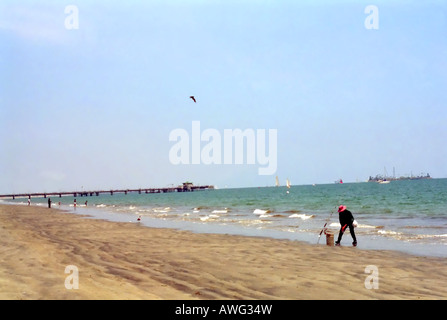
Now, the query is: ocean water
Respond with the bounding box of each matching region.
[6,178,447,258]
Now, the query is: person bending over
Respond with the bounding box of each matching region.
[335,205,357,246]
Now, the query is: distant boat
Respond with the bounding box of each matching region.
[286,178,291,189]
[275,176,279,187]
[335,179,343,184]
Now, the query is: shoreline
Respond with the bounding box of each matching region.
[1,204,446,300]
[6,198,446,259]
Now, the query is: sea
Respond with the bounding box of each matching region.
[4,178,447,258]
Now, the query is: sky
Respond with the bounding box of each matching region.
[1,0,446,193]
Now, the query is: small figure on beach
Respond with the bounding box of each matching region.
[48,198,52,208]
[335,205,357,246]
[137,215,141,222]
[189,96,196,103]
[28,198,31,206]
[85,200,88,206]
[74,199,77,209]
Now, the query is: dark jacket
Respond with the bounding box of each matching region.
[339,209,354,226]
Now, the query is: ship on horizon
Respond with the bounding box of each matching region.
[368,167,432,183]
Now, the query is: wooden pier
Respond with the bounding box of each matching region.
[0,183,214,200]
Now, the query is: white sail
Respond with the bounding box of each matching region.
[286,178,291,188]
[275,176,279,187]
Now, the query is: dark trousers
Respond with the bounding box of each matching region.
[336,223,357,243]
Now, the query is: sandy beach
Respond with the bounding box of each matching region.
[0,204,446,300]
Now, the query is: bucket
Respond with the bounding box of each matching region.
[326,231,334,246]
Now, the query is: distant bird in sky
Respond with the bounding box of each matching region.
[190,96,196,103]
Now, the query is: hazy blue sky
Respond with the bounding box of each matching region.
[1,0,446,193]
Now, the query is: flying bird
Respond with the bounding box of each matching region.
[190,96,196,103]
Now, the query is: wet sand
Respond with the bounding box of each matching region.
[1,204,446,300]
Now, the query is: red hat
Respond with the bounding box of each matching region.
[338,205,347,213]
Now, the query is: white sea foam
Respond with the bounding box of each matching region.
[378,230,401,235]
[289,213,314,220]
[329,222,340,227]
[357,223,378,229]
[212,209,228,214]
[413,234,447,239]
[238,219,270,226]
[199,214,220,221]
[253,209,270,215]
[329,222,378,229]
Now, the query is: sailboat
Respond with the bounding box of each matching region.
[286,178,291,193]
[275,176,279,187]
[378,167,391,184]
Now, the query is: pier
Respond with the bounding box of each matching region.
[0,183,214,200]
